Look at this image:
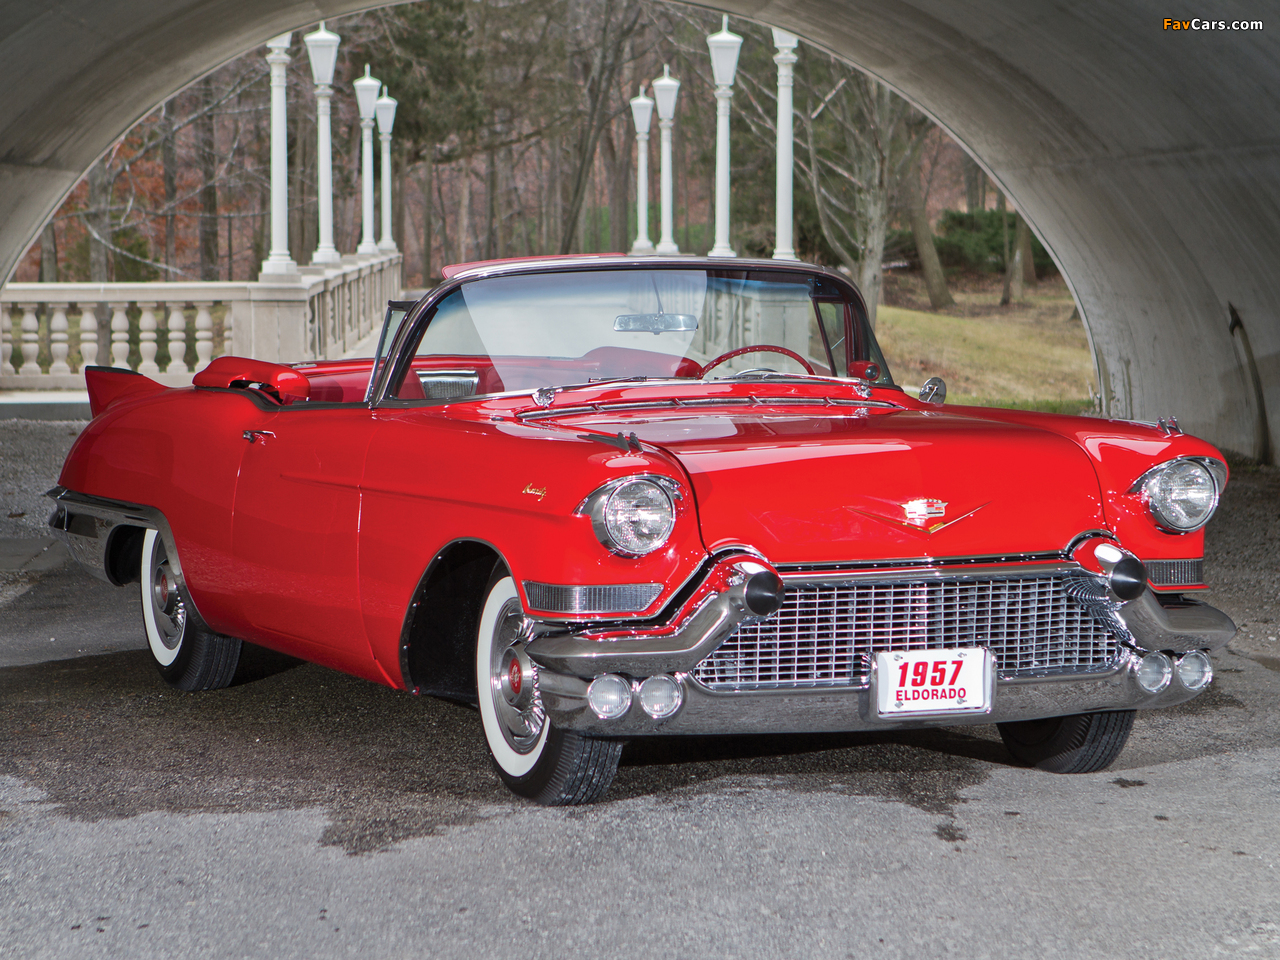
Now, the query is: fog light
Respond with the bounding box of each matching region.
[638,675,683,719]
[587,674,632,719]
[1136,652,1173,694]
[1176,650,1213,691]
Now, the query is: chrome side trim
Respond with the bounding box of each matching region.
[45,486,215,633]
[525,583,755,677]
[522,581,664,615]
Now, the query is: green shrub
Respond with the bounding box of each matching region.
[887,210,1057,277]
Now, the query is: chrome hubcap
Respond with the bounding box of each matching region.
[149,545,185,650]
[488,599,544,754]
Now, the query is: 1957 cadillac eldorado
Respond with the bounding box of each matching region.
[48,257,1235,804]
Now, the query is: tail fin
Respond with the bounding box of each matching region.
[85,366,168,418]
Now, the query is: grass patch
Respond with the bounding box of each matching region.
[875,273,1097,411]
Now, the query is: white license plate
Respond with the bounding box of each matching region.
[875,647,993,717]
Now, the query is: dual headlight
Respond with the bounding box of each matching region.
[1133,457,1226,532]
[578,476,680,556]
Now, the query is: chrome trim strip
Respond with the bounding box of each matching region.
[778,561,1079,585]
[516,395,899,421]
[775,551,1068,575]
[45,486,216,633]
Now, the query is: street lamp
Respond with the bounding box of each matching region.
[707,15,743,258]
[651,66,680,256]
[260,33,298,276]
[304,21,341,264]
[353,64,382,255]
[772,28,799,260]
[629,84,655,255]
[376,85,398,252]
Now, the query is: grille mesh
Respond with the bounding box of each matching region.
[1147,559,1203,587]
[693,575,1121,691]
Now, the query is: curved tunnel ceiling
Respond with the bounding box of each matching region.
[1,0,1275,459]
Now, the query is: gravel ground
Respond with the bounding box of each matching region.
[0,419,86,538]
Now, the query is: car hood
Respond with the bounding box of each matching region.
[558,406,1106,564]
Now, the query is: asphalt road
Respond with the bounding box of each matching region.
[1,422,1278,959]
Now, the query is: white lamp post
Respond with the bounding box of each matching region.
[772,29,799,260]
[353,65,382,255]
[260,33,298,276]
[707,15,742,258]
[376,85,398,252]
[304,22,341,264]
[651,66,680,256]
[629,84,655,256]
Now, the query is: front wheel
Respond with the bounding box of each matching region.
[997,710,1136,773]
[475,569,622,805]
[141,529,241,691]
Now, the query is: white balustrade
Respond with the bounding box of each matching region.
[79,308,97,368]
[136,302,159,374]
[48,303,71,374]
[0,252,401,390]
[0,304,12,375]
[109,302,130,368]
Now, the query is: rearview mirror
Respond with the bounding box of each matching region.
[614,313,698,334]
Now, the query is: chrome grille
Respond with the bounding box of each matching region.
[693,575,1121,691]
[1147,559,1203,587]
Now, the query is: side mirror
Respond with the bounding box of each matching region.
[919,377,946,404]
[193,356,311,403]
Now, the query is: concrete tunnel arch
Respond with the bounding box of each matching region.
[1,0,1276,461]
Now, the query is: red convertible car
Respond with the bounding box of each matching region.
[49,257,1234,804]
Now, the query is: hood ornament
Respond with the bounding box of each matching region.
[902,498,947,526]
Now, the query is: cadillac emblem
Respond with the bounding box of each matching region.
[902,498,947,527]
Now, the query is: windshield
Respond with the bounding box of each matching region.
[387,266,891,400]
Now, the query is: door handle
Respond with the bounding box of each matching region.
[242,430,276,444]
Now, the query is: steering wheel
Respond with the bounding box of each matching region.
[699,345,815,379]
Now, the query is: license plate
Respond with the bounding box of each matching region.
[875,647,993,717]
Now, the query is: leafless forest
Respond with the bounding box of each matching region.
[15,0,998,304]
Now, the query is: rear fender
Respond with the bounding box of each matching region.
[85,366,168,418]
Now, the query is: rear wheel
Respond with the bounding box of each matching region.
[997,710,1136,773]
[141,529,241,691]
[475,569,622,805]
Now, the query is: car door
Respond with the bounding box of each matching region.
[230,400,379,677]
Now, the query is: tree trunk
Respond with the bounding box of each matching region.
[86,164,110,283]
[904,150,954,309]
[195,78,219,282]
[395,152,406,258]
[1011,213,1028,300]
[999,192,1013,306]
[1018,213,1036,285]
[458,164,472,263]
[485,148,497,259]
[421,151,434,285]
[962,155,985,213]
[162,107,177,274]
[39,222,58,283]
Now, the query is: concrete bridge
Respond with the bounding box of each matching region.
[1,0,1276,460]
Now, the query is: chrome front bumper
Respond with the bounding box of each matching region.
[537,650,1208,736]
[524,553,1237,737]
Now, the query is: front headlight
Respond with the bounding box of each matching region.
[1135,458,1221,532]
[579,476,679,556]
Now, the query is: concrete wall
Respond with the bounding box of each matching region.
[1,0,1275,458]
